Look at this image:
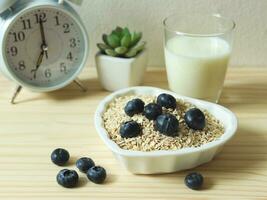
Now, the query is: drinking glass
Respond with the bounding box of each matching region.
[164,13,235,103]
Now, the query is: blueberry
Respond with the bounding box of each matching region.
[184,108,206,130]
[57,169,79,188]
[51,148,70,166]
[124,98,145,117]
[87,166,106,184]
[157,93,177,110]
[155,114,179,137]
[76,157,95,173]
[120,121,141,138]
[143,103,162,120]
[184,172,204,190]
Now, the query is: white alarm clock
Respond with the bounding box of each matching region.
[0,0,89,103]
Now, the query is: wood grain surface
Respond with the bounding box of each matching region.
[0,68,266,200]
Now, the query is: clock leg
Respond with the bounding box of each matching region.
[10,86,22,104]
[73,79,87,92]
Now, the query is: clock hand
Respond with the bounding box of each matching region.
[31,50,44,79]
[39,19,48,59]
[31,20,49,79]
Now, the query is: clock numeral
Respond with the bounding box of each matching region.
[60,63,67,74]
[12,31,25,42]
[54,16,60,26]
[10,46,18,56]
[55,16,70,33]
[44,69,52,78]
[35,13,47,24]
[63,23,70,33]
[22,19,32,30]
[70,38,77,48]
[18,61,26,71]
[67,52,73,61]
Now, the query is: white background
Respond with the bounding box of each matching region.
[75,0,267,68]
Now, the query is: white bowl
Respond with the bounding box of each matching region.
[94,87,238,174]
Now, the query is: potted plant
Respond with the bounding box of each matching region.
[95,26,148,91]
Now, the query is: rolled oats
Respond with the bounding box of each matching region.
[102,95,224,152]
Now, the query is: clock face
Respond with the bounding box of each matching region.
[4,6,87,89]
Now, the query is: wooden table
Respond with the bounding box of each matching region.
[0,68,266,200]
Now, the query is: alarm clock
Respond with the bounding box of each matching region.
[0,0,89,103]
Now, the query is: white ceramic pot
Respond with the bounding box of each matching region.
[94,87,238,174]
[95,50,148,91]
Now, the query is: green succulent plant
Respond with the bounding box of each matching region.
[97,26,146,58]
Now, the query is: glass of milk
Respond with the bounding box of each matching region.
[164,13,235,103]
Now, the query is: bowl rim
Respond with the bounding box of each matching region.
[94,86,238,157]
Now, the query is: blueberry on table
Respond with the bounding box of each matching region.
[184,108,206,130]
[57,169,79,188]
[120,121,141,138]
[76,157,95,173]
[87,166,107,184]
[124,98,145,117]
[155,114,179,137]
[184,172,204,190]
[143,103,162,120]
[157,93,177,110]
[51,148,70,166]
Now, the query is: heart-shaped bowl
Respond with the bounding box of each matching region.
[94,87,238,174]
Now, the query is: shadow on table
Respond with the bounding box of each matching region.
[104,174,118,185]
[14,70,167,104]
[77,176,89,188]
[14,78,108,104]
[220,78,267,105]
[201,125,266,187]
[199,124,265,182]
[45,78,106,101]
[137,124,267,190]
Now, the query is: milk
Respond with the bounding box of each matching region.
[164,37,231,102]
